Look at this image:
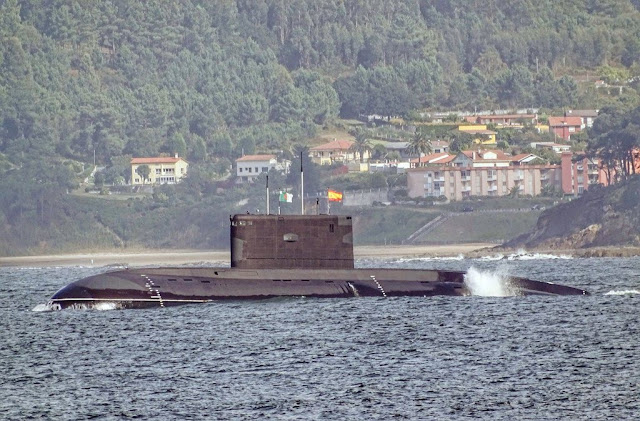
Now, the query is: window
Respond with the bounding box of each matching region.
[262,167,268,172]
[248,167,252,173]
[255,167,258,172]
[239,168,243,173]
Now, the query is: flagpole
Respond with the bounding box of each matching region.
[265,175,269,215]
[300,151,304,215]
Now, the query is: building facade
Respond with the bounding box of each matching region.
[236,154,290,182]
[549,116,583,140]
[560,152,605,195]
[130,156,188,185]
[407,165,562,200]
[309,139,370,165]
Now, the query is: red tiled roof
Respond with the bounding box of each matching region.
[461,149,510,161]
[236,154,277,162]
[310,139,353,151]
[548,116,582,127]
[131,157,186,164]
[410,153,455,164]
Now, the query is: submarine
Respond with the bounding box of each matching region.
[48,213,588,309]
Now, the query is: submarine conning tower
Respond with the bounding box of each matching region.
[230,214,354,269]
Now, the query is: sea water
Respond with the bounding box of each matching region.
[1,255,638,420]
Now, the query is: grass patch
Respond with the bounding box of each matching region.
[423,211,541,244]
[350,207,439,245]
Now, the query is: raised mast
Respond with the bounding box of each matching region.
[300,150,304,215]
[265,175,269,215]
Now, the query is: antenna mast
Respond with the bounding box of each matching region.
[300,151,304,215]
[265,175,269,215]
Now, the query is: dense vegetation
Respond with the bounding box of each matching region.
[2,0,640,254]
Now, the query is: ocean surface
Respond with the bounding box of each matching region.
[1,253,638,420]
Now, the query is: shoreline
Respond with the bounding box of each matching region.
[0,244,494,268]
[2,244,638,268]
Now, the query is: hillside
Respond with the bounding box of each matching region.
[503,176,640,251]
[2,0,640,169]
[3,1,640,255]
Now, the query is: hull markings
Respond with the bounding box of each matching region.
[370,275,387,297]
[142,274,164,308]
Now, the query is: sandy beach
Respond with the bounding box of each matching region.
[0,244,494,268]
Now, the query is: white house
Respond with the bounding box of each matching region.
[236,154,290,182]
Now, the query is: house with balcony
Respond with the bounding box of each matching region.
[409,152,455,168]
[235,154,290,183]
[549,116,583,140]
[565,110,599,128]
[130,155,188,185]
[451,150,512,168]
[464,114,538,126]
[309,139,370,165]
[458,125,497,145]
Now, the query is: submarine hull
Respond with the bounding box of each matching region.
[47,214,589,309]
[49,267,588,309]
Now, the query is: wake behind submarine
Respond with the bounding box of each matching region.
[48,213,588,309]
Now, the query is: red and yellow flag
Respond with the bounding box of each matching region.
[328,189,343,202]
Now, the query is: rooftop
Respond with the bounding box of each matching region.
[131,157,186,164]
[236,154,277,162]
[310,139,354,151]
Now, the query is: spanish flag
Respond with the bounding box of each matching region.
[328,189,343,202]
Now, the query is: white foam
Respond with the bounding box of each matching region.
[392,254,466,263]
[481,250,573,261]
[32,302,61,312]
[31,301,122,311]
[604,290,640,296]
[463,266,519,297]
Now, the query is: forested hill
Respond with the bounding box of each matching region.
[2,0,640,168]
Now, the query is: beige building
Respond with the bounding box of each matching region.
[130,156,188,185]
[407,165,562,200]
[309,139,371,165]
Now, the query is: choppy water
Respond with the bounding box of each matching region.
[2,254,639,420]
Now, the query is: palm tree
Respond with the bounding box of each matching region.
[408,131,433,167]
[350,129,373,163]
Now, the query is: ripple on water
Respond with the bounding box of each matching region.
[2,258,639,420]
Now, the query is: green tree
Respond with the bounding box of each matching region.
[349,129,373,163]
[408,131,432,167]
[136,164,151,185]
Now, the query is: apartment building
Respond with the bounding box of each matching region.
[407,165,562,200]
[560,152,605,195]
